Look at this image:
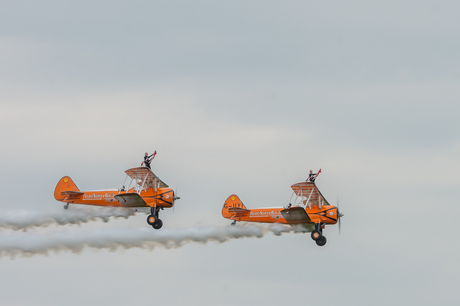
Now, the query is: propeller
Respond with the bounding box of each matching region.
[337,198,344,235]
[173,186,180,214]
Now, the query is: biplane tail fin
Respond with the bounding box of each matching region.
[222,194,249,219]
[54,176,80,201]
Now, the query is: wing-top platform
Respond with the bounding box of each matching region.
[124,167,169,189]
[290,182,330,207]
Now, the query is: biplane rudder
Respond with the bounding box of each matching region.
[222,194,247,219]
[54,176,80,201]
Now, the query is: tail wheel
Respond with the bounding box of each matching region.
[147,215,156,225]
[311,230,322,241]
[316,236,327,246]
[152,219,163,229]
[64,203,69,209]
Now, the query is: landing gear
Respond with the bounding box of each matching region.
[311,223,327,246]
[148,207,163,230]
[316,236,327,246]
[147,215,156,225]
[152,219,163,229]
[311,230,322,241]
[63,203,69,209]
[311,223,323,241]
[231,220,237,226]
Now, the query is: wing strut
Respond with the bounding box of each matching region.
[305,186,316,208]
[140,172,149,194]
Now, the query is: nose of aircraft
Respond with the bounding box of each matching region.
[336,202,344,234]
[173,190,180,204]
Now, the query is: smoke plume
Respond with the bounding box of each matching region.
[0,224,292,258]
[0,207,136,230]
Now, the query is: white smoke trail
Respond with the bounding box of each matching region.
[0,207,136,231]
[0,224,293,258]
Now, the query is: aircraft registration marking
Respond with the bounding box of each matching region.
[224,203,244,209]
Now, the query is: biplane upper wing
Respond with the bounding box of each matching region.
[125,167,169,189]
[114,193,147,207]
[291,182,330,206]
[280,207,311,224]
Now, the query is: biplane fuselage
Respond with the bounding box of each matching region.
[222,181,343,246]
[54,167,177,229]
[53,185,174,208]
[222,201,339,226]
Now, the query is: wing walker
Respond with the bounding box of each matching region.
[54,165,179,229]
[222,170,344,246]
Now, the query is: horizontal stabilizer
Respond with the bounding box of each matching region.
[61,191,84,196]
[228,207,250,216]
[280,207,311,224]
[60,190,84,202]
[114,193,147,207]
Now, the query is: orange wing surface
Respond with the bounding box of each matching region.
[291,182,330,207]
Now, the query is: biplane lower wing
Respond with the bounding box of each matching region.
[114,193,147,207]
[280,207,311,224]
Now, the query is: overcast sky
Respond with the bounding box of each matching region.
[1,1,459,305]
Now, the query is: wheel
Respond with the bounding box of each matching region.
[311,230,322,241]
[231,220,236,226]
[147,215,156,225]
[64,203,69,209]
[316,236,327,246]
[152,219,163,229]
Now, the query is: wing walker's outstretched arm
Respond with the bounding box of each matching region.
[142,151,157,168]
[307,169,321,183]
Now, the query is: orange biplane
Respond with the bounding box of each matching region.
[54,166,179,229]
[222,177,343,246]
